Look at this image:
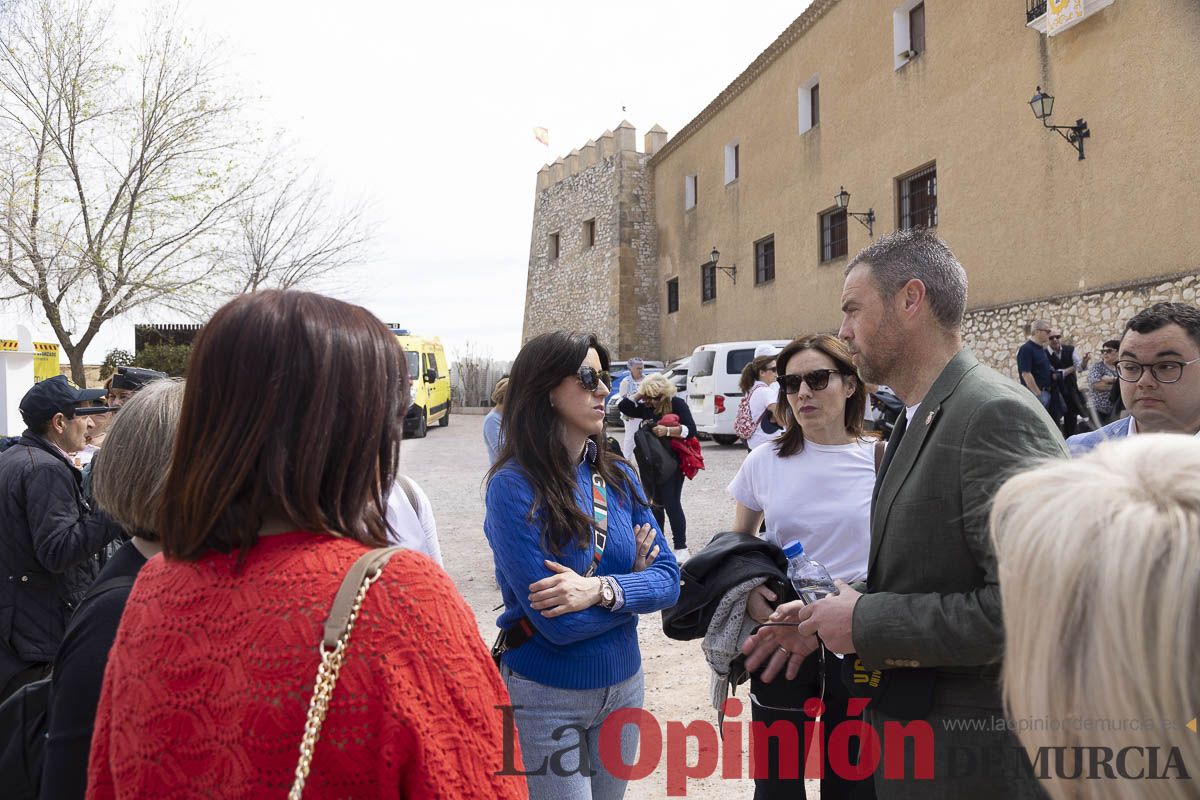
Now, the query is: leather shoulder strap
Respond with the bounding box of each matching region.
[323,546,404,649]
[395,474,419,513]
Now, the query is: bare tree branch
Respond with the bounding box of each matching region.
[229,154,371,294]
[0,0,251,384]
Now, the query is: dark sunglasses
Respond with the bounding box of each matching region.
[779,369,843,394]
[576,366,610,392]
[1049,335,1062,341]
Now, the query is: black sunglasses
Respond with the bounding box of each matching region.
[576,366,610,392]
[779,369,843,394]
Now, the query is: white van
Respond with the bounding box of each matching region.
[685,339,790,445]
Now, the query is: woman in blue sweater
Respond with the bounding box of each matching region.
[484,331,680,800]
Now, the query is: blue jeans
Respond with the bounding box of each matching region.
[501,664,644,800]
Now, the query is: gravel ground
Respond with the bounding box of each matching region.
[402,412,820,799]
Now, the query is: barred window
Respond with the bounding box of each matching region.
[899,164,937,230]
[820,208,848,262]
[667,278,679,313]
[701,262,716,302]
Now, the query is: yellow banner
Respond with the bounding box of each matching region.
[1047,0,1086,35]
[0,339,61,383]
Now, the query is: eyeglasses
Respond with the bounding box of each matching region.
[1049,335,1062,341]
[779,369,843,394]
[576,366,610,392]
[1114,356,1200,384]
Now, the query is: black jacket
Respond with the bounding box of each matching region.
[617,395,698,439]
[0,432,123,671]
[42,540,146,800]
[662,531,793,641]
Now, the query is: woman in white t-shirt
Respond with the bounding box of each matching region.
[738,349,783,450]
[726,333,877,800]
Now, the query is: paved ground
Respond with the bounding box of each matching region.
[402,412,820,799]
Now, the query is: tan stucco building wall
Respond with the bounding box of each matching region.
[651,0,1200,364]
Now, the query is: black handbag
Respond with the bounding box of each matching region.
[633,426,677,486]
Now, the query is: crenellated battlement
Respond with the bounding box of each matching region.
[536,121,669,191]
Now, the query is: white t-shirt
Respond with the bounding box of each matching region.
[745,381,783,450]
[618,374,643,420]
[727,437,874,583]
[384,477,443,565]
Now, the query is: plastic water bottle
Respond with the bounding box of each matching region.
[783,540,839,605]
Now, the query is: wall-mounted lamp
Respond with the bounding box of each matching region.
[1029,86,1090,161]
[708,246,736,284]
[834,187,875,237]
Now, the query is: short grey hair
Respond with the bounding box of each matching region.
[92,379,185,539]
[1030,319,1052,333]
[845,228,968,331]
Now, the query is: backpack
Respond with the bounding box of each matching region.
[0,574,136,799]
[733,385,763,440]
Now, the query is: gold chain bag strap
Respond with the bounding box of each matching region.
[289,546,403,799]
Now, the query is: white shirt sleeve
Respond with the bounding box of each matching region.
[384,478,443,565]
[727,448,764,512]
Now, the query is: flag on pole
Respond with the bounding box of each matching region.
[533,127,550,147]
[1047,0,1085,35]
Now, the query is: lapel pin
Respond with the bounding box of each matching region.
[925,409,938,426]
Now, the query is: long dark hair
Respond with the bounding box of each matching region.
[486,331,640,556]
[773,334,870,458]
[739,355,776,394]
[158,290,405,559]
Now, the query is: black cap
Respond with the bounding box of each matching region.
[19,375,109,427]
[111,366,168,392]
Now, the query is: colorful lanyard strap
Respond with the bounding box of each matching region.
[583,469,608,578]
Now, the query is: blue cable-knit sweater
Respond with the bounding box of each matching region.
[484,460,680,690]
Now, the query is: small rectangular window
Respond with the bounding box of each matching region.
[798,75,820,134]
[909,2,926,53]
[684,174,697,210]
[549,232,560,260]
[724,141,739,184]
[754,236,775,285]
[898,163,937,230]
[701,262,717,303]
[820,208,848,262]
[667,278,679,314]
[583,219,596,249]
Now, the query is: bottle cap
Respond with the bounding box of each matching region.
[782,540,805,559]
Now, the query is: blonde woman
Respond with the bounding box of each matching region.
[990,434,1200,800]
[618,372,697,561]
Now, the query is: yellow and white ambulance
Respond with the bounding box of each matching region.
[393,331,451,438]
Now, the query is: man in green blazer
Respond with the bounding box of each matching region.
[798,229,1068,797]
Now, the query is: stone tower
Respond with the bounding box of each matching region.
[522,121,668,360]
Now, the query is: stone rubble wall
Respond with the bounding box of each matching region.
[523,129,662,361]
[523,155,622,349]
[964,271,1199,381]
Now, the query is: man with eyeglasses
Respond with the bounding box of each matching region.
[1016,319,1060,415]
[1067,302,1200,455]
[1046,328,1089,437]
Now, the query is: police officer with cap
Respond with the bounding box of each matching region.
[107,366,168,410]
[0,376,124,700]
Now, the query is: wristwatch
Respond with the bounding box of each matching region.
[598,576,617,609]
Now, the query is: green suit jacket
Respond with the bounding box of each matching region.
[853,349,1068,700]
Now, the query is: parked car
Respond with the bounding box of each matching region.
[685,339,790,445]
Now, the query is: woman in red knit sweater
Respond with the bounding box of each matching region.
[86,291,527,799]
